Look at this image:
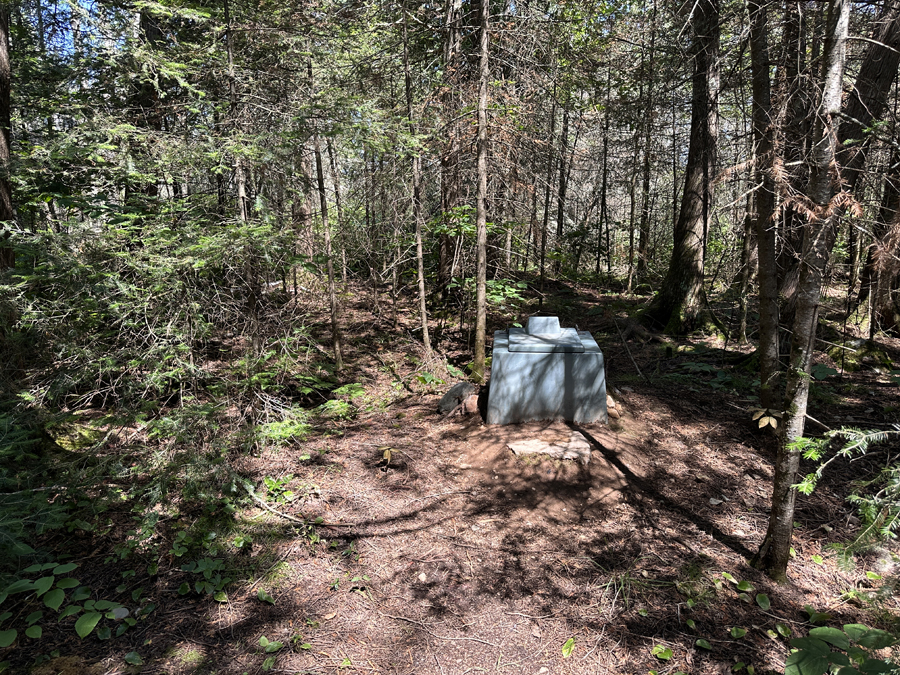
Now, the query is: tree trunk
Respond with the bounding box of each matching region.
[403,10,432,358]
[638,4,656,279]
[554,106,569,274]
[754,0,849,582]
[643,0,719,333]
[439,0,463,298]
[747,0,780,412]
[539,95,557,302]
[0,4,13,269]
[472,0,489,383]
[314,132,343,372]
[224,0,248,222]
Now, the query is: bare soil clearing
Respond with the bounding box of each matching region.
[14,282,900,675]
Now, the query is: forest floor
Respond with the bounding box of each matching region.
[13,279,900,675]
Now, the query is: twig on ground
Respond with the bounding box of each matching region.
[379,612,499,647]
[613,318,651,384]
[243,482,353,527]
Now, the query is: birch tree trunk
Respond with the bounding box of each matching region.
[754,0,849,581]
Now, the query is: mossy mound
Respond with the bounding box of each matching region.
[827,340,894,372]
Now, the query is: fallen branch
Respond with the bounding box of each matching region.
[242,481,353,527]
[614,317,652,385]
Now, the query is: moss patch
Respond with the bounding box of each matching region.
[827,341,894,372]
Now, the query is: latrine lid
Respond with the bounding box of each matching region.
[508,318,585,353]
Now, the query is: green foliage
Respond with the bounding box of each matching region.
[179,558,232,602]
[784,624,899,675]
[793,427,900,558]
[0,562,142,645]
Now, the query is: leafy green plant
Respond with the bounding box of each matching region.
[784,624,898,675]
[562,637,576,658]
[652,644,673,660]
[0,562,140,645]
[263,474,296,504]
[178,558,231,602]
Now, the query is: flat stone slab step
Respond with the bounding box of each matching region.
[507,431,592,466]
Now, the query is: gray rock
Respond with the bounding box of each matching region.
[438,382,478,414]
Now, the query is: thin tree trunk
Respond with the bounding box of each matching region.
[224,0,248,222]
[539,94,557,303]
[596,69,611,276]
[638,3,656,278]
[0,4,13,269]
[472,0,489,383]
[747,0,780,412]
[325,138,347,286]
[314,131,343,371]
[554,106,569,274]
[754,0,849,582]
[403,10,432,357]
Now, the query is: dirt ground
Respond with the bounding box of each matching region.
[15,282,900,675]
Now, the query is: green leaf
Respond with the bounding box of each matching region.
[856,628,896,650]
[789,637,831,657]
[731,627,747,639]
[733,663,746,672]
[0,612,9,623]
[58,606,82,620]
[25,611,43,625]
[55,578,79,590]
[756,594,770,610]
[562,637,575,657]
[651,645,672,660]
[93,600,117,610]
[33,576,55,597]
[70,587,91,603]
[812,555,824,565]
[722,572,737,583]
[124,652,143,666]
[43,589,65,611]
[264,640,284,653]
[686,619,696,630]
[3,579,35,595]
[75,611,102,638]
[738,593,752,603]
[25,626,41,639]
[0,630,15,648]
[213,591,228,603]
[843,624,868,641]
[257,589,275,604]
[696,639,712,650]
[809,627,850,650]
[52,563,78,575]
[178,583,190,595]
[736,580,755,592]
[804,605,831,625]
[777,623,792,638]
[784,649,829,675]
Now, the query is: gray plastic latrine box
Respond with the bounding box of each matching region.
[486,316,607,425]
